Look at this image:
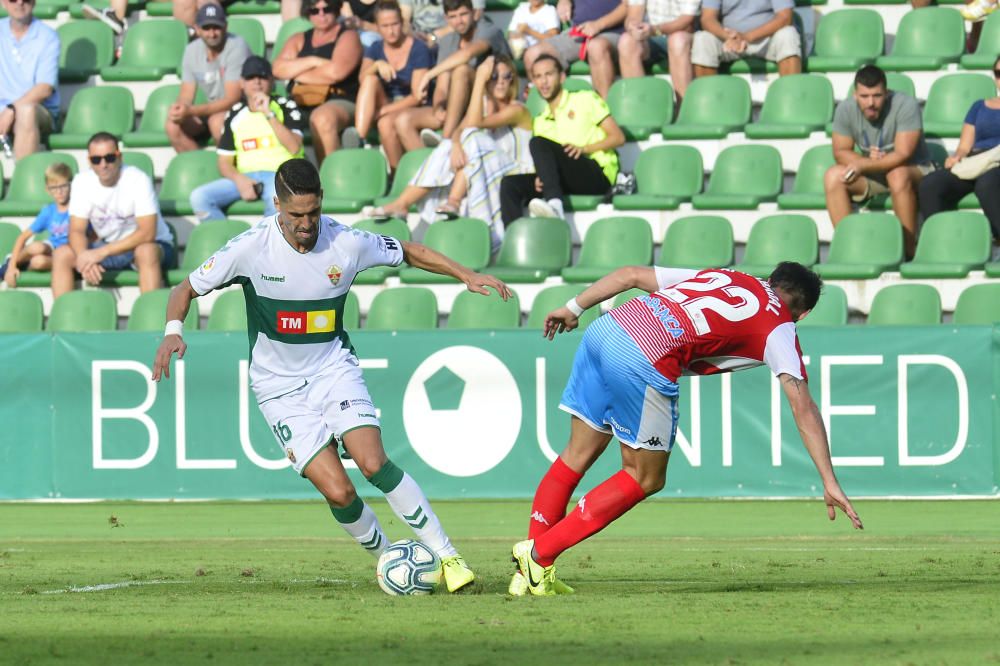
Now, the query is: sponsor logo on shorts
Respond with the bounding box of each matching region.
[286,448,296,463]
[642,436,664,447]
[350,398,374,408]
[326,264,342,285]
[340,400,350,410]
[358,412,376,419]
[608,416,632,436]
[276,309,336,334]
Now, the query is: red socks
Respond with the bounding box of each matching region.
[533,470,647,567]
[528,457,584,540]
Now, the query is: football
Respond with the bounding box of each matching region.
[376,539,442,596]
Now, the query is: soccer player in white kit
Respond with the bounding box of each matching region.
[510,262,864,596]
[153,158,512,592]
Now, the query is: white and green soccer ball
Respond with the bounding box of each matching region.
[376,539,442,596]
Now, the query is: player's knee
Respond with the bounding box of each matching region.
[640,472,666,495]
[824,165,848,191]
[324,485,358,509]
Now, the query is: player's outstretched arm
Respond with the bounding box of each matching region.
[401,241,512,300]
[543,266,660,339]
[780,373,864,530]
[152,279,200,382]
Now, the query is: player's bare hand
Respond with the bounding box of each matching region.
[152,335,186,382]
[543,307,579,339]
[824,484,863,530]
[464,272,512,300]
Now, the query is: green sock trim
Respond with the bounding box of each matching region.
[368,460,405,493]
[329,496,365,524]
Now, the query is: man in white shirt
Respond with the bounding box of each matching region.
[618,0,699,101]
[51,132,175,298]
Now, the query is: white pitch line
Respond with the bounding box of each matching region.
[41,580,191,594]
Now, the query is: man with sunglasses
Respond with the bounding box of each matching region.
[51,132,175,298]
[0,0,60,160]
[166,2,251,153]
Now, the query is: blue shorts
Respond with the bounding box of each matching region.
[559,314,680,451]
[92,240,176,271]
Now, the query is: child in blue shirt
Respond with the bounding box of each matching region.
[1,162,73,287]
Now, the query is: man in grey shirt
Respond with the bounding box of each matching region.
[692,0,800,76]
[825,65,935,258]
[166,2,250,153]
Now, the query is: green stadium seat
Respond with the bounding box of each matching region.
[798,284,848,327]
[227,17,266,57]
[562,216,653,283]
[0,290,44,332]
[271,17,312,62]
[343,291,361,329]
[58,20,115,83]
[815,213,903,279]
[612,287,649,308]
[320,149,388,212]
[526,78,594,117]
[351,217,412,285]
[125,84,208,148]
[923,73,996,138]
[48,86,135,149]
[365,287,438,330]
[227,0,281,15]
[0,152,79,216]
[374,147,433,208]
[399,217,490,283]
[127,288,200,331]
[101,20,189,81]
[206,290,248,331]
[953,283,1000,324]
[612,145,703,210]
[146,0,175,15]
[745,75,834,139]
[733,214,819,277]
[566,193,606,212]
[899,211,991,278]
[168,219,251,284]
[692,145,783,210]
[960,12,1000,69]
[0,221,20,257]
[491,216,572,283]
[777,145,835,210]
[47,290,117,332]
[867,284,941,325]
[122,151,155,180]
[657,215,733,269]
[159,151,223,215]
[806,9,884,72]
[447,288,521,329]
[661,76,751,140]
[526,284,600,330]
[606,77,674,141]
[875,7,965,71]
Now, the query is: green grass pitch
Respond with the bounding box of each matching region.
[2,499,999,665]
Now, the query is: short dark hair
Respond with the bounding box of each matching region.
[301,0,344,19]
[275,158,322,201]
[531,53,563,75]
[87,132,120,149]
[768,261,823,317]
[854,65,887,90]
[373,0,402,19]
[443,0,473,13]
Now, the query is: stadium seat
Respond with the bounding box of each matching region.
[490,216,572,283]
[899,211,991,278]
[159,151,223,216]
[47,290,117,332]
[227,0,282,15]
[777,145,835,210]
[733,214,819,277]
[127,288,200,331]
[320,149,388,212]
[122,151,156,181]
[271,17,312,62]
[875,7,965,71]
[923,74,996,138]
[797,284,848,327]
[526,78,594,117]
[206,290,248,331]
[167,219,251,285]
[374,147,433,208]
[692,145,782,210]
[745,75,834,139]
[526,285,600,330]
[612,287,649,308]
[867,284,941,325]
[125,84,207,148]
[399,217,490,283]
[612,145,703,210]
[806,9,884,72]
[227,17,266,57]
[343,291,361,329]
[606,77,674,141]
[365,287,438,330]
[953,283,1000,324]
[657,215,734,269]
[562,216,654,283]
[351,217,412,285]
[660,75,751,140]
[48,86,135,149]
[815,213,903,279]
[0,152,79,216]
[101,20,189,81]
[0,221,20,256]
[0,290,44,332]
[447,288,521,329]
[57,20,115,83]
[960,12,1000,69]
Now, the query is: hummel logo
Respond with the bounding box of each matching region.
[643,436,664,447]
[530,511,550,526]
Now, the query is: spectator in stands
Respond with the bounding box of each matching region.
[401,0,486,47]
[166,3,251,153]
[691,0,801,78]
[825,65,935,259]
[396,0,511,149]
[273,0,364,164]
[51,133,175,298]
[500,54,625,222]
[353,0,433,169]
[0,0,60,160]
[522,0,627,99]
[0,162,73,287]
[619,0,698,103]
[919,55,1000,246]
[507,0,560,60]
[168,0,237,32]
[366,55,532,251]
[190,57,307,221]
[342,0,382,47]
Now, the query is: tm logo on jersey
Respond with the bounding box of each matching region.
[639,295,685,338]
[277,309,336,334]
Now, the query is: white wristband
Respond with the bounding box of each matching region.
[164,320,184,337]
[565,297,585,317]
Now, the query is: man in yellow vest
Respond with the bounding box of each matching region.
[190,56,307,220]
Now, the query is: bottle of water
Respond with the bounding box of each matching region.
[0,134,12,160]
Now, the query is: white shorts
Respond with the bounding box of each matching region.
[257,361,381,476]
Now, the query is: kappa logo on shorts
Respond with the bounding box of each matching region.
[642,436,664,447]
